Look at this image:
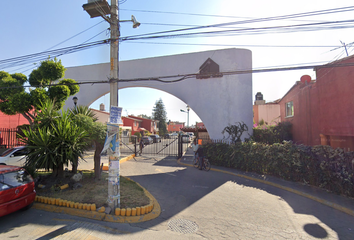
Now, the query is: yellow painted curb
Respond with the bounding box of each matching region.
[33,203,106,221]
[33,170,161,223]
[101,154,135,171]
[177,157,354,217]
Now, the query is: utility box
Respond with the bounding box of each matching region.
[83,0,111,18]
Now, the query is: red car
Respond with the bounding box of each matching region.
[0,165,36,217]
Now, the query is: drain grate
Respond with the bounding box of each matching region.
[168,219,198,234]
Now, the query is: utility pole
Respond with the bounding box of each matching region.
[83,0,140,212]
[107,0,119,211]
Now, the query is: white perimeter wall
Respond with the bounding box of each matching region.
[64,48,253,140]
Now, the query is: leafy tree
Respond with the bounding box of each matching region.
[21,101,89,178]
[222,122,249,144]
[152,98,167,136]
[0,58,79,126]
[140,114,151,119]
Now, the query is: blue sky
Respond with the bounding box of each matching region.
[1,0,354,125]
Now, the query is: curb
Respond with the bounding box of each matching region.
[177,157,354,217]
[34,154,161,223]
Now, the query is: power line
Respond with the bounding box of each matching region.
[123,41,339,48]
[120,6,354,22]
[0,39,109,70]
[2,60,354,90]
[120,6,354,39]
[121,19,354,41]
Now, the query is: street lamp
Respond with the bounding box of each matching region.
[72,96,78,110]
[180,105,191,127]
[83,0,140,211]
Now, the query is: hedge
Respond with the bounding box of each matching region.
[204,141,354,198]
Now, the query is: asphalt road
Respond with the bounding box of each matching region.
[0,154,353,239]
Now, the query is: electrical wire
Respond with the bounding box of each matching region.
[120,6,354,39]
[2,60,354,90]
[8,21,106,73]
[122,41,339,48]
[120,5,354,22]
[0,39,109,70]
[120,19,354,41]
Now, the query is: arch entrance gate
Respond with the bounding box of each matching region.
[64,48,253,149]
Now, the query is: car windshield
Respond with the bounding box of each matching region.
[0,148,15,157]
[0,170,33,191]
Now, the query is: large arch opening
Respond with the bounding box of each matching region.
[89,87,201,125]
[63,48,253,140]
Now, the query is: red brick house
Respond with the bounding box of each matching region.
[167,121,185,132]
[126,115,159,135]
[279,55,354,151]
[122,116,143,135]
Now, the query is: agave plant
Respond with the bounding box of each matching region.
[20,100,89,178]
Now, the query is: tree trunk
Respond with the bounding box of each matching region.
[94,140,104,180]
[72,157,78,174]
[52,163,64,178]
[21,112,34,126]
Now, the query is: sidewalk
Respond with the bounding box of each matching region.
[179,147,354,217]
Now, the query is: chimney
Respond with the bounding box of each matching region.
[100,103,105,111]
[254,92,266,105]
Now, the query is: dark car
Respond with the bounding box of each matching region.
[164,134,170,139]
[0,165,36,217]
[142,136,153,145]
[150,134,161,143]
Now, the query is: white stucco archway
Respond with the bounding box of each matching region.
[64,48,253,140]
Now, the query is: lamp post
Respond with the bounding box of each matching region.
[180,105,191,127]
[72,96,78,111]
[83,0,140,211]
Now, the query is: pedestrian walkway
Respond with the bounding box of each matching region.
[179,147,354,217]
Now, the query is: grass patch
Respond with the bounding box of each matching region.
[36,171,150,209]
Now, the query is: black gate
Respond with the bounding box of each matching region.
[119,135,189,158]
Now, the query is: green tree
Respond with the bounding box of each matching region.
[152,98,167,136]
[140,114,151,119]
[0,58,79,126]
[21,101,89,178]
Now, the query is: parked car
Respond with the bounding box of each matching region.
[149,135,161,143]
[164,134,171,139]
[170,133,178,138]
[0,146,28,166]
[182,135,191,143]
[0,165,36,217]
[141,136,153,145]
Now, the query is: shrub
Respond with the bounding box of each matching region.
[204,141,354,198]
[252,122,292,144]
[134,132,141,139]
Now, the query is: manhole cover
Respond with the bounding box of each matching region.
[168,219,198,234]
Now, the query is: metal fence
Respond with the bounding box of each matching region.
[0,128,25,149]
[119,135,190,158]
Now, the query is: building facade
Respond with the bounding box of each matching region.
[278,56,354,150]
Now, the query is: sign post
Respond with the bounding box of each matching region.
[105,106,123,210]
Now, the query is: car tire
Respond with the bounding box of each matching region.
[21,202,34,211]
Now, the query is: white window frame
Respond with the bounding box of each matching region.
[285,101,294,117]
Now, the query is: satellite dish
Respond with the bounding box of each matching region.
[300,75,311,83]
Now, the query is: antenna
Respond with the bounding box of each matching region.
[340,41,349,56]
